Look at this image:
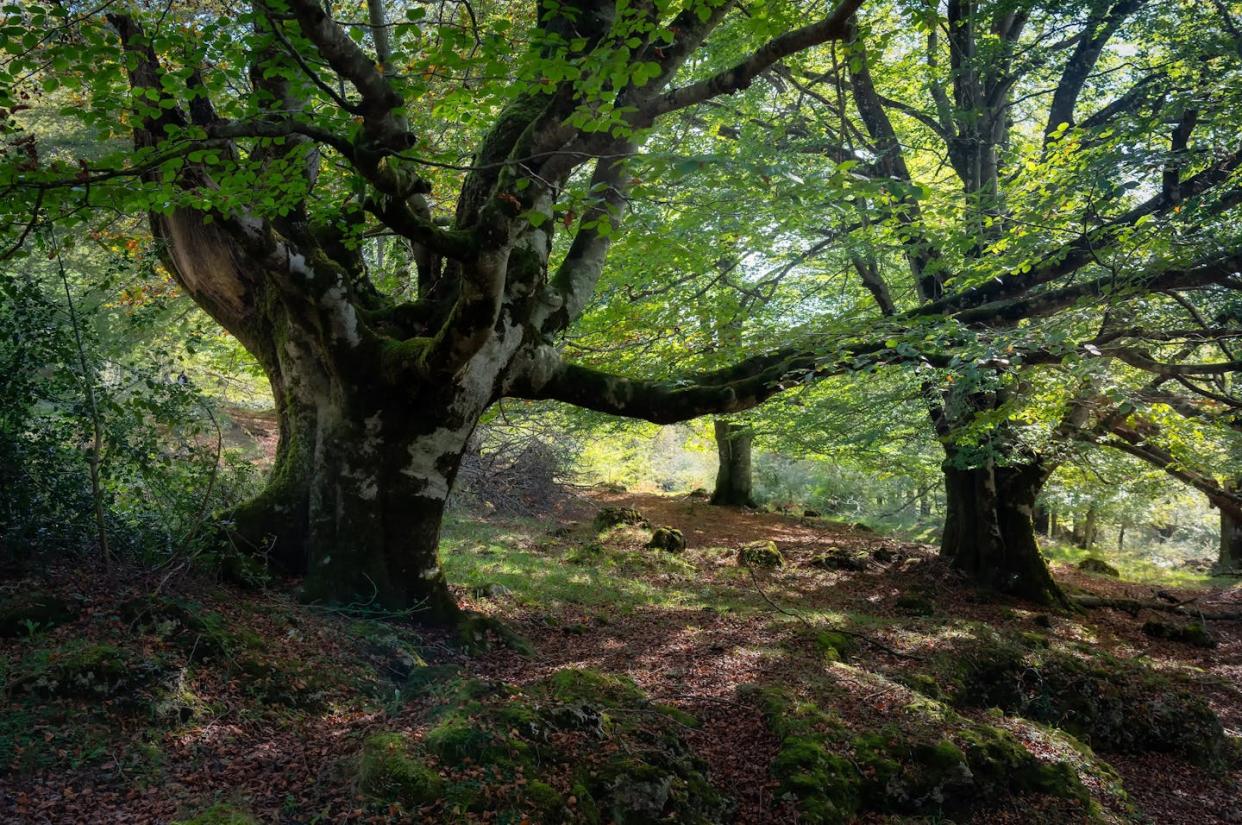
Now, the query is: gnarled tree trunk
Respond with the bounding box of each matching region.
[711,420,755,507]
[940,451,1070,608]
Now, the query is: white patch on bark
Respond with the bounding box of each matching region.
[421,565,441,580]
[287,251,309,277]
[358,476,379,500]
[401,428,462,500]
[319,284,361,347]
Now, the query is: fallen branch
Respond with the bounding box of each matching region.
[1073,595,1242,620]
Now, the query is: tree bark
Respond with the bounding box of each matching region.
[221,314,499,623]
[711,420,756,507]
[939,452,1070,608]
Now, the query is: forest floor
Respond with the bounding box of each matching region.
[2,490,1241,824]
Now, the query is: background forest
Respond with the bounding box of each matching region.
[3,0,1242,823]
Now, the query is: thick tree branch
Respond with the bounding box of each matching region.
[636,0,864,123]
[1044,0,1148,141]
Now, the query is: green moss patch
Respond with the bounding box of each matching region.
[358,733,443,809]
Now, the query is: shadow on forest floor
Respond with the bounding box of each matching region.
[2,490,1242,824]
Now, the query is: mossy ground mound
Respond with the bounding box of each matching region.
[745,683,1092,824]
[1077,557,1121,577]
[359,667,730,823]
[920,633,1229,768]
[593,507,651,531]
[9,640,161,699]
[122,596,263,661]
[0,590,79,637]
[808,548,868,571]
[1141,619,1216,648]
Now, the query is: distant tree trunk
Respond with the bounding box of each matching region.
[1076,505,1099,549]
[1048,508,1058,539]
[710,420,755,507]
[918,490,931,516]
[1220,480,1242,570]
[940,451,1069,608]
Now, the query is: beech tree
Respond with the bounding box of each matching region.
[2,0,879,620]
[560,0,1242,605]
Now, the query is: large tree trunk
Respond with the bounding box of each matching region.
[1220,480,1242,571]
[939,453,1070,608]
[222,317,510,624]
[711,420,755,507]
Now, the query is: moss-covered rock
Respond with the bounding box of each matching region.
[738,540,783,568]
[957,724,1088,802]
[349,619,428,681]
[233,653,333,710]
[358,733,443,808]
[1141,619,1216,648]
[0,590,79,637]
[646,527,687,553]
[808,548,868,572]
[594,507,650,531]
[1077,557,1120,577]
[170,804,259,825]
[457,612,534,655]
[934,634,1228,768]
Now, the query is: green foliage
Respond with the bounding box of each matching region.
[0,238,260,567]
